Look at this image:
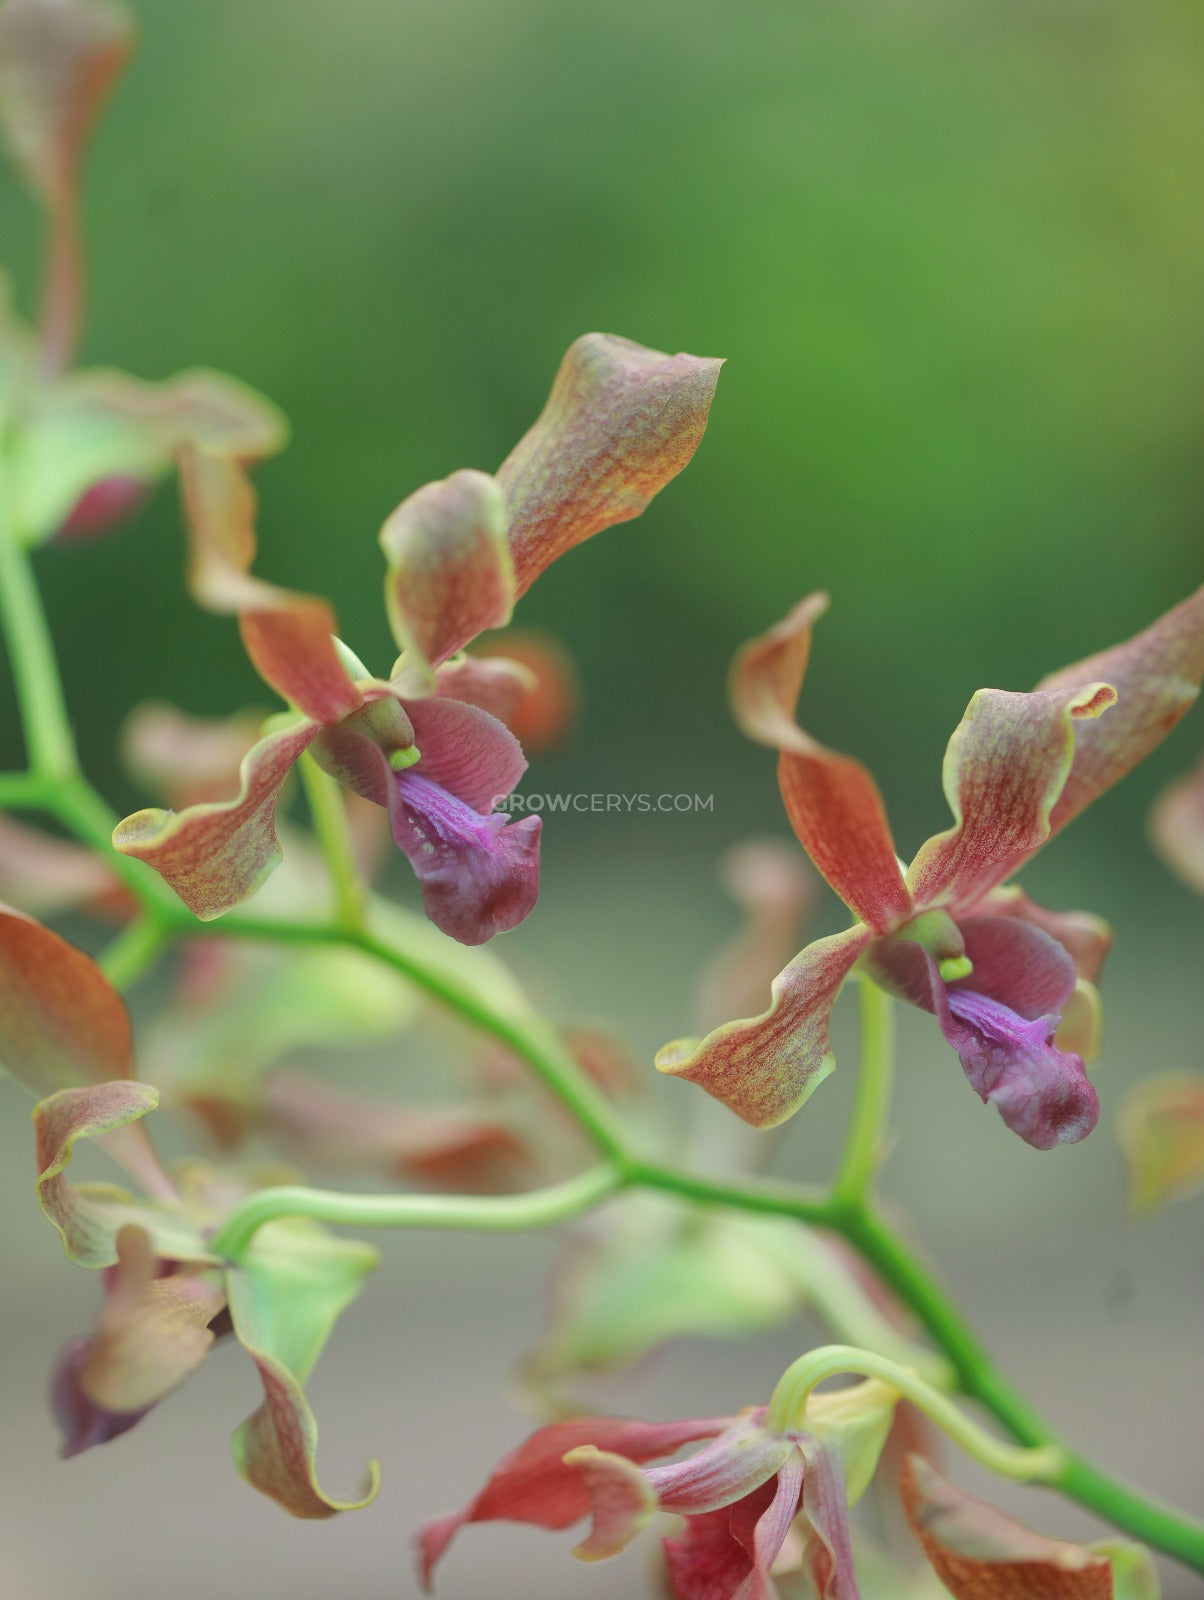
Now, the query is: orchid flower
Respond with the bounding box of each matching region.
[658,587,1204,1148]
[419,1381,898,1599]
[112,333,721,943]
[0,0,286,542]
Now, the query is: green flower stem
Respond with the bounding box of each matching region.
[297,751,365,929]
[0,446,78,782]
[98,914,170,990]
[830,975,894,1205]
[624,1157,831,1227]
[209,1162,623,1261]
[767,1343,1066,1482]
[0,770,51,807]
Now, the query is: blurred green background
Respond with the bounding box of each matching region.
[1,1,1202,1596]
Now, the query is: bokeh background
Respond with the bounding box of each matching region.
[0,0,1202,1596]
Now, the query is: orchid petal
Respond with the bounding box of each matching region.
[0,0,130,203]
[33,1080,178,1265]
[901,1455,1113,1598]
[0,900,132,1095]
[1149,752,1204,894]
[498,333,722,595]
[15,367,288,544]
[226,1219,380,1518]
[113,715,319,920]
[423,653,536,725]
[663,1496,773,1600]
[1038,584,1204,836]
[563,1448,658,1561]
[977,886,1113,984]
[906,682,1116,911]
[122,700,263,810]
[644,1414,793,1516]
[180,448,361,723]
[416,1414,727,1589]
[799,1440,860,1600]
[380,469,514,683]
[953,915,1076,1018]
[1117,1072,1204,1215]
[730,594,912,933]
[312,704,539,944]
[657,925,873,1128]
[733,1450,807,1600]
[867,941,1097,1148]
[53,1224,224,1456]
[697,838,815,1031]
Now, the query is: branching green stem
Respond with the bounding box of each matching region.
[99,914,171,990]
[209,1163,622,1260]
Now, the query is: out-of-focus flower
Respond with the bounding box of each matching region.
[0,901,380,1516]
[1116,1073,1204,1216]
[658,588,1204,1148]
[0,0,286,540]
[471,628,580,755]
[419,1379,898,1599]
[1149,751,1204,895]
[114,334,721,944]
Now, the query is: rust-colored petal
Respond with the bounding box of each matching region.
[497,333,722,596]
[1117,1072,1204,1216]
[976,886,1113,985]
[181,447,362,724]
[0,899,132,1095]
[1038,584,1204,838]
[416,653,534,725]
[380,469,514,683]
[113,716,320,920]
[0,0,131,202]
[656,925,873,1128]
[730,594,912,934]
[1149,751,1204,895]
[901,1455,1113,1599]
[121,700,264,810]
[905,683,1116,912]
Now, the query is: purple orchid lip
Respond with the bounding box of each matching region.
[389,769,541,946]
[942,985,1099,1149]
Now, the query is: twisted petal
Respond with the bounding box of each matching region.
[1037,584,1204,836]
[798,1440,860,1600]
[656,925,873,1129]
[113,716,320,920]
[498,333,723,595]
[1117,1072,1204,1215]
[906,682,1115,911]
[868,940,1097,1148]
[16,369,288,545]
[1149,752,1204,894]
[0,0,130,202]
[730,594,912,933]
[901,1455,1114,1599]
[181,448,361,723]
[52,1225,224,1457]
[380,469,514,683]
[226,1220,379,1518]
[417,1414,728,1589]
[656,1443,806,1600]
